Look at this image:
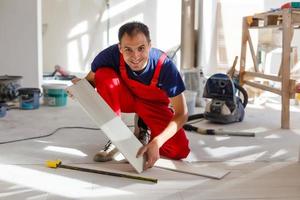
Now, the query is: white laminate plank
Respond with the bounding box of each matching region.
[66,79,144,173]
[154,158,230,180]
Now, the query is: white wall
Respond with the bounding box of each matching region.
[0,0,42,87]
[197,0,265,75]
[42,0,182,75]
[42,0,106,74]
[264,0,289,8]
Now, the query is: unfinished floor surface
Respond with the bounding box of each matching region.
[0,97,300,200]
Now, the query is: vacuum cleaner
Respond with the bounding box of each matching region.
[184,73,253,137]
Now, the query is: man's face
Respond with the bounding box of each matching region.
[119,32,151,72]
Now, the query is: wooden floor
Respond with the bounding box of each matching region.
[0,97,299,199]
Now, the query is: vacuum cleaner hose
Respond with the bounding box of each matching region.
[234,83,248,108]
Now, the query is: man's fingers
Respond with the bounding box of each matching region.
[145,158,154,169]
[65,89,76,100]
[136,146,147,158]
[71,77,81,84]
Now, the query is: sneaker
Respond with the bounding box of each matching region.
[93,140,119,162]
[134,116,151,145]
[137,127,151,146]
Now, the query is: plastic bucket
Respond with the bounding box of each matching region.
[0,102,7,118]
[0,75,22,102]
[18,88,41,110]
[184,90,197,115]
[42,84,68,107]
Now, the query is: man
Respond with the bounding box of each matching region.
[73,21,190,169]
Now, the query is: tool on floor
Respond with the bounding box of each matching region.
[183,124,255,137]
[46,160,158,184]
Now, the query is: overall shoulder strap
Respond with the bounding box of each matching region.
[150,53,167,87]
[119,53,127,78]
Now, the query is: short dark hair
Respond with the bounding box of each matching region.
[118,22,151,43]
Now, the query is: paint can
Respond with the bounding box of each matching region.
[18,88,41,110]
[181,69,207,107]
[0,102,7,117]
[42,84,68,107]
[0,75,22,102]
[184,90,197,115]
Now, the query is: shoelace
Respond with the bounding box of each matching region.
[138,129,150,145]
[104,129,150,150]
[139,130,150,139]
[104,140,112,151]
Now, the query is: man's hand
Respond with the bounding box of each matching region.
[71,77,81,84]
[135,93,187,170]
[66,77,81,99]
[71,71,95,86]
[136,139,160,170]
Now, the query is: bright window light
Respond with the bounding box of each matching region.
[225,153,273,166]
[270,149,288,158]
[103,14,144,46]
[68,21,88,39]
[0,188,35,198]
[266,103,282,111]
[44,146,87,157]
[264,134,281,139]
[156,0,181,51]
[67,40,81,72]
[214,136,230,141]
[246,104,265,109]
[245,127,270,133]
[114,152,126,161]
[81,34,90,58]
[0,164,132,198]
[101,0,145,22]
[204,146,258,158]
[228,151,267,162]
[292,61,300,74]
